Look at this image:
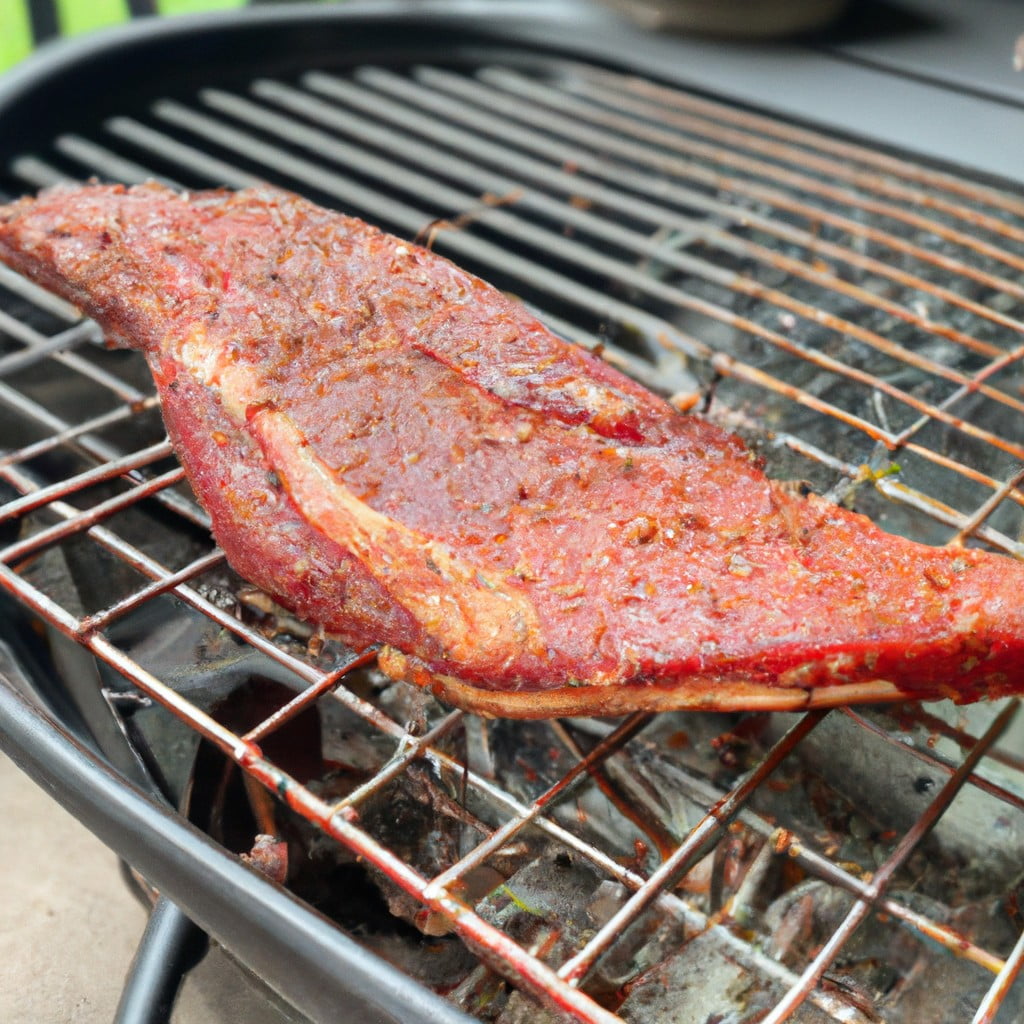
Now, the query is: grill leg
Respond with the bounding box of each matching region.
[114,896,209,1024]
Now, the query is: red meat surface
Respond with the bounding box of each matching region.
[3,181,1024,717]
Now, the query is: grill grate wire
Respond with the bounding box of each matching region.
[3,56,1024,1024]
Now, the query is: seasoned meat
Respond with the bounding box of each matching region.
[3,181,1024,717]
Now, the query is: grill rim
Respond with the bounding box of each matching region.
[0,663,476,1024]
[2,0,1024,193]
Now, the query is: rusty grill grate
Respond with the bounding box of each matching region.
[4,45,1024,1024]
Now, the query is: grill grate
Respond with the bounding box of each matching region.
[4,45,1024,1024]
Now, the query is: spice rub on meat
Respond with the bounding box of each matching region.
[3,181,1024,717]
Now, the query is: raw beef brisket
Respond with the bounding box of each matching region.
[3,181,1024,717]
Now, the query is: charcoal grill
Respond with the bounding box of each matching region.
[3,2,1024,1022]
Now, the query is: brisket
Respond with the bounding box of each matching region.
[2,182,1024,717]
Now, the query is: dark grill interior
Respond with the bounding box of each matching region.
[3,17,1024,1024]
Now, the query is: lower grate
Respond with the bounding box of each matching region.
[3,22,1024,1024]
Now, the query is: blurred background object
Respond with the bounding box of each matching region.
[596,0,848,37]
[2,0,314,73]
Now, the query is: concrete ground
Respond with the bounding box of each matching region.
[0,753,304,1023]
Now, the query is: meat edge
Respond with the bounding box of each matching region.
[378,648,916,718]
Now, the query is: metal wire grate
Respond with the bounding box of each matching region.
[4,51,1024,1024]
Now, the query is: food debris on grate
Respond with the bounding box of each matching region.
[3,54,1024,1024]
